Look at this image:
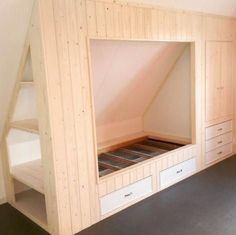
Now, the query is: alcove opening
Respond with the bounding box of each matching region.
[89,39,195,178]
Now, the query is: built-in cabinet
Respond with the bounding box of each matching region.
[205,41,234,166]
[205,120,233,165]
[205,41,233,125]
[1,1,236,235]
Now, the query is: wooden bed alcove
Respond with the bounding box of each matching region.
[2,1,236,233]
[88,39,196,179]
[98,136,185,177]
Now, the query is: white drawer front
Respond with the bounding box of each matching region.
[206,120,232,140]
[160,158,196,189]
[100,177,152,215]
[205,132,232,152]
[206,143,233,164]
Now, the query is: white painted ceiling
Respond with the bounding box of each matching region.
[129,0,236,16]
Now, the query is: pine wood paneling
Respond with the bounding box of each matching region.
[205,41,234,125]
[41,0,235,233]
[98,145,197,218]
[2,0,236,234]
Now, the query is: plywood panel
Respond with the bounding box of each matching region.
[220,42,233,118]
[205,42,221,122]
[29,3,60,234]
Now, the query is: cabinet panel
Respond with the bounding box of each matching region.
[206,143,232,164]
[205,132,232,152]
[205,120,233,140]
[100,177,152,215]
[160,158,196,189]
[220,42,233,118]
[205,41,233,123]
[205,42,221,122]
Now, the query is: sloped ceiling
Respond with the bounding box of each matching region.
[90,40,187,128]
[0,0,34,140]
[144,45,191,139]
[128,0,236,17]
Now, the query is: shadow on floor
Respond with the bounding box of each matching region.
[78,155,236,235]
[1,156,236,235]
[0,203,48,235]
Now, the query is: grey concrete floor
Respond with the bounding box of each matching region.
[1,155,236,235]
[79,155,236,235]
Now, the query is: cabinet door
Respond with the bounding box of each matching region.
[205,42,221,122]
[220,42,233,118]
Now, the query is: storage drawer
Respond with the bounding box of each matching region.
[205,132,232,152]
[100,176,152,215]
[160,158,196,188]
[206,143,232,164]
[206,120,232,140]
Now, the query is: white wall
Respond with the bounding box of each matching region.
[0,0,34,204]
[144,45,191,140]
[0,0,34,138]
[90,40,186,143]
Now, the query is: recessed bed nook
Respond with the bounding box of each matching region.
[89,39,195,178]
[98,137,184,177]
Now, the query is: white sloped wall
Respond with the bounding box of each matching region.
[0,0,34,204]
[90,40,187,143]
[144,45,191,140]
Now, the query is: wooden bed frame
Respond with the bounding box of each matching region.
[0,1,235,235]
[98,137,184,177]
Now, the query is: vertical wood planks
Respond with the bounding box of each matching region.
[17,0,236,234]
[98,145,197,198]
[86,0,97,36]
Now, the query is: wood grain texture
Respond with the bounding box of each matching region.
[36,0,235,233]
[11,160,44,194]
[1,0,236,234]
[10,119,39,134]
[14,189,47,231]
[29,3,59,234]
[98,144,197,218]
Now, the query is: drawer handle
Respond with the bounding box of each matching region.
[124,192,133,198]
[176,169,183,174]
[217,128,223,131]
[217,151,222,155]
[218,141,223,144]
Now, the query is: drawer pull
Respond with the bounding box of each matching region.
[218,141,223,144]
[176,169,183,174]
[124,192,133,198]
[217,128,223,131]
[217,151,222,155]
